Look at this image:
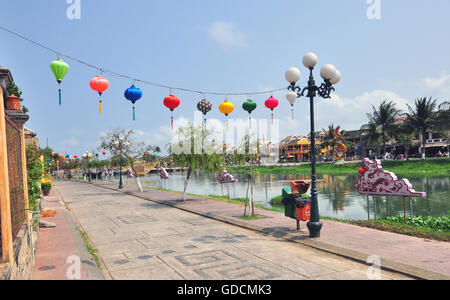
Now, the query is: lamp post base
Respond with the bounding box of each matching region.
[307,221,323,238]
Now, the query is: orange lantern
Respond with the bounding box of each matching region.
[90,75,109,115]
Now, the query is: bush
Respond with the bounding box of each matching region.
[381,215,450,232]
[41,178,52,196]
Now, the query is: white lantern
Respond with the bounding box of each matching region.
[330,70,341,85]
[303,52,318,68]
[320,64,337,80]
[286,92,297,106]
[285,67,301,84]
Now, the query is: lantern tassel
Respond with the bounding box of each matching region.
[99,100,102,115]
[292,108,294,120]
[272,112,274,125]
[58,88,62,106]
[249,116,251,129]
[133,106,136,121]
[171,116,174,130]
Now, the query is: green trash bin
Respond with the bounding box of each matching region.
[282,187,297,219]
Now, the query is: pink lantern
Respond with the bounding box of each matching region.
[265,96,279,124]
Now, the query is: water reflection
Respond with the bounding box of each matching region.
[121,172,450,220]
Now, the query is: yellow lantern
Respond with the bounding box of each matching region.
[219,100,234,116]
[88,154,93,159]
[219,100,234,131]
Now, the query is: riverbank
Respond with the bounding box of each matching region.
[143,186,449,242]
[230,158,450,178]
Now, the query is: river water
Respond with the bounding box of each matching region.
[121,172,450,220]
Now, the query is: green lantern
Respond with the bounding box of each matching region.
[50,58,69,105]
[242,99,257,128]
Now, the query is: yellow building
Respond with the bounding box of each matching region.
[280,136,327,162]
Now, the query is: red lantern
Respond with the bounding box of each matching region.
[74,155,78,159]
[90,75,109,115]
[102,152,106,155]
[164,94,181,130]
[265,96,279,124]
[358,167,367,175]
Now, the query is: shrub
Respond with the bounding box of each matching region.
[41,178,52,195]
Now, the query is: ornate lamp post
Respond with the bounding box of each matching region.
[285,53,341,238]
[114,138,129,190]
[119,154,124,189]
[83,152,93,182]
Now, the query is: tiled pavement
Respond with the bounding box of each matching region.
[52,181,414,280]
[32,189,104,280]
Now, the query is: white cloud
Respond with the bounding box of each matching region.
[314,90,410,131]
[59,137,80,150]
[207,22,248,49]
[422,71,450,95]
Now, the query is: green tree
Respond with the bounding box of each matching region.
[100,128,159,192]
[26,145,44,208]
[7,82,28,113]
[167,123,224,201]
[367,100,402,156]
[404,97,438,159]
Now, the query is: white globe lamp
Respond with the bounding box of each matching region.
[303,52,318,69]
[285,67,301,84]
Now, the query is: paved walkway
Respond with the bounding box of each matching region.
[32,189,104,280]
[54,181,412,280]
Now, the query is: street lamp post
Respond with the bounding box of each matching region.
[119,154,124,189]
[285,53,341,238]
[83,152,93,182]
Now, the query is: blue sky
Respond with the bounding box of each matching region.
[1,0,449,155]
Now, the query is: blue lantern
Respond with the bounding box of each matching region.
[124,85,143,121]
[66,154,70,159]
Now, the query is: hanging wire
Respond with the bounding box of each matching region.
[0,25,286,97]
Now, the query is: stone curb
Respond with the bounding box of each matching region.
[80,180,449,280]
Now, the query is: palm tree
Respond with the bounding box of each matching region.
[321,124,343,158]
[367,100,402,156]
[434,101,450,156]
[404,97,438,159]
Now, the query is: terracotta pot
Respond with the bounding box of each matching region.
[6,94,21,110]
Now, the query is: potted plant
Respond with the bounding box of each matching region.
[41,178,52,196]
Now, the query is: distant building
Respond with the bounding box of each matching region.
[24,127,39,148]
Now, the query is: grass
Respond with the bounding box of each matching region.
[320,216,450,242]
[230,158,450,178]
[77,227,103,270]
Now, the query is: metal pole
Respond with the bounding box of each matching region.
[367,195,370,220]
[373,196,377,219]
[409,197,413,218]
[119,155,123,189]
[403,196,407,224]
[306,68,322,238]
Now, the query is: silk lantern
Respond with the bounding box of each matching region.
[219,100,234,131]
[242,99,257,128]
[50,58,69,105]
[124,85,143,121]
[163,94,181,130]
[197,99,212,124]
[90,75,109,115]
[265,96,279,124]
[286,92,298,120]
